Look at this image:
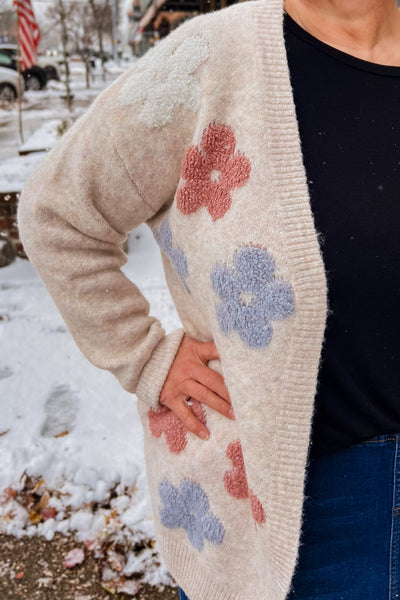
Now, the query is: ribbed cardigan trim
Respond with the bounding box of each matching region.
[253,0,328,595]
[162,538,242,600]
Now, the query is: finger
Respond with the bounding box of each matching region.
[172,400,210,440]
[191,362,231,403]
[186,380,235,420]
[196,340,220,363]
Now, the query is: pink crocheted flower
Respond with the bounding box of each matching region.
[176,122,251,221]
[224,440,266,525]
[148,401,206,454]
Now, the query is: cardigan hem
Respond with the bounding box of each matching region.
[161,537,249,600]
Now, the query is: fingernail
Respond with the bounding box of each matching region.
[228,407,235,419]
[199,430,209,440]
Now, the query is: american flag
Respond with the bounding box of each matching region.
[13,0,41,71]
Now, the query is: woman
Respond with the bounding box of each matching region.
[17,0,400,598]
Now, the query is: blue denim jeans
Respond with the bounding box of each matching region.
[178,433,400,599]
[178,587,190,600]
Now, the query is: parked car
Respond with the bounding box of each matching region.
[0,44,61,90]
[0,65,19,102]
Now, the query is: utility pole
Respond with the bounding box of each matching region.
[14,5,24,143]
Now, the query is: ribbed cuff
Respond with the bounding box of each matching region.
[135,328,185,409]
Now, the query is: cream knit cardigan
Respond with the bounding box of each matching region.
[17,0,328,597]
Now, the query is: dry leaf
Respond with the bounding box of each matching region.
[63,548,85,568]
[39,491,50,509]
[54,430,69,438]
[100,582,117,594]
[32,479,45,494]
[0,487,17,504]
[83,539,97,551]
[29,511,42,524]
[41,506,57,520]
[101,577,140,595]
[107,549,125,572]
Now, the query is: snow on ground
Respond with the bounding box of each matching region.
[0,207,180,589]
[18,119,64,154]
[0,120,67,191]
[0,152,47,192]
[0,109,13,126]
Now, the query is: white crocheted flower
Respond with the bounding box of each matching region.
[119,34,210,128]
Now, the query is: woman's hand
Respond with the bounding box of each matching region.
[159,334,234,440]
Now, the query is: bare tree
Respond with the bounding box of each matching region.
[87,0,113,79]
[0,7,17,42]
[46,0,75,109]
[69,2,94,88]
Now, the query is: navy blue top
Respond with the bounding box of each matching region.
[283,12,400,458]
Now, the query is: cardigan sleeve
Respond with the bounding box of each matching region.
[17,19,209,409]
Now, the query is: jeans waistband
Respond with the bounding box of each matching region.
[355,433,400,445]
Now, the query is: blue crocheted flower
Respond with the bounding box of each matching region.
[154,219,190,292]
[159,478,225,551]
[210,246,295,348]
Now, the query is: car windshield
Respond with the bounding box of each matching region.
[0,52,13,67]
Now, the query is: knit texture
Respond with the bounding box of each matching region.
[17,1,328,598]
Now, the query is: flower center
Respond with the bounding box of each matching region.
[210,169,221,183]
[240,292,256,306]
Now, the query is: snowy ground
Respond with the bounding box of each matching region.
[0,60,182,595]
[0,225,181,593]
